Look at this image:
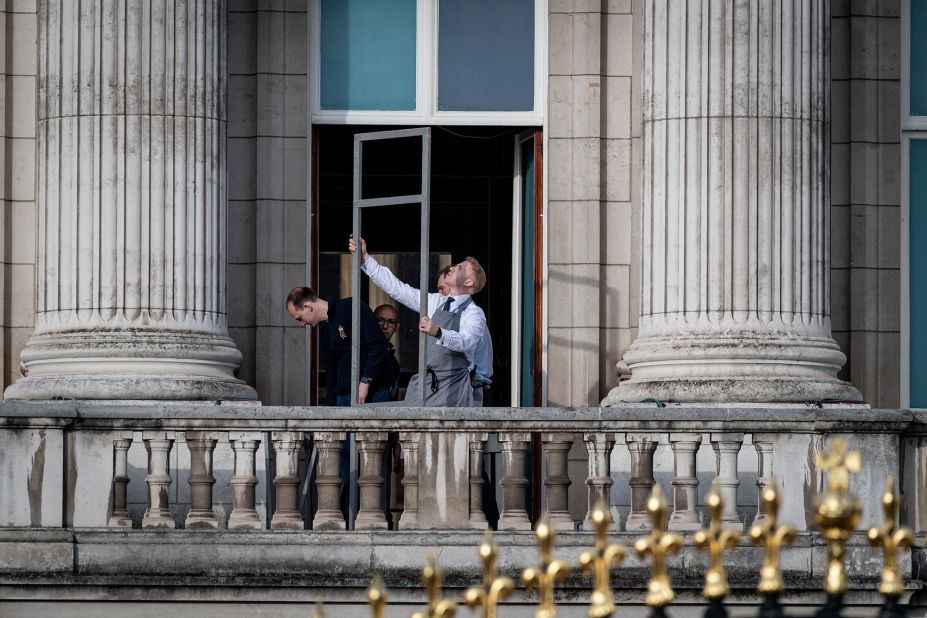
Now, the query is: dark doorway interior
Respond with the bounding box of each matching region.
[316,125,527,406]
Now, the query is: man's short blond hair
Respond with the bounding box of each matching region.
[465,256,486,293]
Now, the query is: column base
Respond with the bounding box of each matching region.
[5,328,257,401]
[5,374,258,401]
[606,330,863,405]
[606,376,862,405]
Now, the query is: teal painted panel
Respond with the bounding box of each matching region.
[438,0,534,111]
[912,2,927,115]
[320,0,416,111]
[911,140,927,406]
[520,138,535,405]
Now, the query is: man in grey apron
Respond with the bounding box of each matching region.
[349,236,487,407]
[405,296,475,406]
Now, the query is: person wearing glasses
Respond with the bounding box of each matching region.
[374,304,402,400]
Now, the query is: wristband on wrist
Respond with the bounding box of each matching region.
[435,327,442,339]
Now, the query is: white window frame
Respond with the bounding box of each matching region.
[309,0,547,126]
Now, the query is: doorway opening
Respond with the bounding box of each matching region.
[311,125,542,407]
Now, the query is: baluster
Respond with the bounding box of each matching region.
[313,432,347,530]
[625,433,660,531]
[752,434,775,528]
[356,432,388,529]
[468,433,489,529]
[185,432,219,529]
[497,432,531,530]
[108,436,133,527]
[583,433,616,530]
[711,433,744,529]
[271,431,304,530]
[142,432,176,528]
[228,432,262,529]
[542,433,574,530]
[398,432,420,529]
[668,433,702,531]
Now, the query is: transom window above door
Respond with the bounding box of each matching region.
[311,0,545,125]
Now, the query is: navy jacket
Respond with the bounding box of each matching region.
[319,297,388,404]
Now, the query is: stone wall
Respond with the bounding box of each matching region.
[0,2,36,391]
[227,0,309,404]
[830,0,902,407]
[547,0,636,406]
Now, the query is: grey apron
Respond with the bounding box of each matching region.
[404,297,475,407]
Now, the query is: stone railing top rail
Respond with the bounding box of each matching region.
[0,401,917,433]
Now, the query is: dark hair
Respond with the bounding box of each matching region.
[286,286,319,308]
[374,304,398,317]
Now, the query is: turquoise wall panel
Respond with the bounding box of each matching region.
[911,139,927,406]
[911,2,927,115]
[321,0,416,111]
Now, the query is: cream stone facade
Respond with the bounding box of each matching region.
[0,0,906,408]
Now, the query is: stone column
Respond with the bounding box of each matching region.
[606,0,861,404]
[625,433,659,531]
[185,432,219,529]
[752,434,775,527]
[468,433,489,530]
[668,433,702,531]
[108,437,133,527]
[313,432,346,530]
[5,0,256,401]
[270,431,303,530]
[398,432,420,529]
[711,433,744,529]
[542,433,574,531]
[355,432,388,530]
[142,433,175,528]
[228,432,262,529]
[583,433,616,531]
[497,432,531,530]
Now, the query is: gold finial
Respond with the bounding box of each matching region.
[814,439,863,596]
[313,600,326,618]
[578,502,626,618]
[866,476,914,598]
[633,484,683,609]
[368,572,387,618]
[412,555,458,618]
[748,478,797,596]
[465,530,515,618]
[522,514,572,618]
[693,484,741,600]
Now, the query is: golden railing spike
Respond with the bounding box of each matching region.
[465,530,515,618]
[748,477,796,597]
[867,476,914,599]
[578,501,626,618]
[633,484,683,609]
[814,438,862,597]
[522,514,572,618]
[412,554,458,618]
[368,572,387,618]
[313,600,326,618]
[693,483,741,601]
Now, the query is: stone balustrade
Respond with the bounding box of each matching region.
[0,402,917,535]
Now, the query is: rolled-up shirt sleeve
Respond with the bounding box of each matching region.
[437,304,486,355]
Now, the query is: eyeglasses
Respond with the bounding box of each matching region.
[377,318,398,327]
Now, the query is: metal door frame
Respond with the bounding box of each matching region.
[350,127,432,408]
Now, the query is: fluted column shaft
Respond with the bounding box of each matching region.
[6,0,255,401]
[609,0,860,404]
